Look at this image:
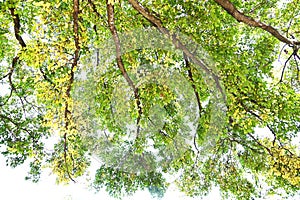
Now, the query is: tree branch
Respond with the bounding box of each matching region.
[183,53,203,113]
[107,1,142,138]
[128,0,226,101]
[87,0,107,27]
[62,0,81,183]
[9,8,26,48]
[39,67,60,93]
[183,53,201,159]
[214,0,300,46]
[0,57,18,107]
[1,7,27,106]
[279,53,293,83]
[247,133,272,156]
[231,92,277,145]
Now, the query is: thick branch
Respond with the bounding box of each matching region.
[107,1,142,136]
[214,0,300,45]
[107,3,136,90]
[9,8,26,48]
[128,0,226,101]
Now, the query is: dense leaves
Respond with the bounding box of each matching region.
[0,0,299,199]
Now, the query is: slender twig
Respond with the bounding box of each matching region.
[0,73,10,81]
[0,113,36,141]
[87,0,107,26]
[103,130,109,141]
[39,68,60,92]
[247,133,272,156]
[17,95,26,117]
[294,54,300,80]
[0,57,18,106]
[286,18,294,38]
[292,54,299,80]
[227,136,263,153]
[183,53,202,113]
[279,52,293,83]
[278,43,288,63]
[23,96,42,113]
[249,2,264,14]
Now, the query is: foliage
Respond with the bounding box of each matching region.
[0,0,300,199]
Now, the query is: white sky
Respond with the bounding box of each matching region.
[1,127,298,200]
[0,154,222,200]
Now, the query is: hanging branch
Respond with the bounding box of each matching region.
[62,0,81,183]
[279,45,300,83]
[183,53,201,157]
[183,53,203,113]
[279,53,294,83]
[0,8,27,107]
[107,1,142,138]
[213,0,300,46]
[294,54,300,80]
[230,91,299,158]
[127,0,226,102]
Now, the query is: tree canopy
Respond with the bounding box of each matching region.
[0,0,299,199]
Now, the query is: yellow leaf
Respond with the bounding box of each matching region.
[108,0,115,5]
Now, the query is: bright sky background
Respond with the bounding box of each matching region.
[1,124,298,200]
[0,153,222,200]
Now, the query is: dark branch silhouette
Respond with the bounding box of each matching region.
[1,7,27,106]
[183,53,201,157]
[9,8,27,48]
